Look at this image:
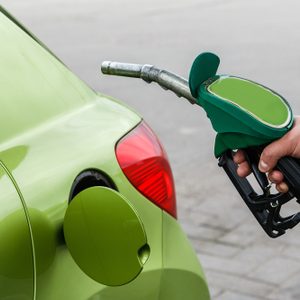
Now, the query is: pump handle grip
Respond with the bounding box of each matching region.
[277,156,300,197]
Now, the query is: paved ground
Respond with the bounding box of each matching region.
[3,0,300,299]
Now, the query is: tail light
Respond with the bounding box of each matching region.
[115,122,177,218]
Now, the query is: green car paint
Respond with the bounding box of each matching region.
[189,52,293,157]
[0,6,209,300]
[64,186,148,286]
[0,163,34,299]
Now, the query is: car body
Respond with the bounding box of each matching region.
[0,6,210,300]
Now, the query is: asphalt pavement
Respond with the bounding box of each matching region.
[3,0,300,299]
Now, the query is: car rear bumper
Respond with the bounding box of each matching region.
[159,212,210,300]
[90,212,210,300]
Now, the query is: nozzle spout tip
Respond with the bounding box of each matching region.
[101,61,111,74]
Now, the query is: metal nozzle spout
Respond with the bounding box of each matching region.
[101,61,196,104]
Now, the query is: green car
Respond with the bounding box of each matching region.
[0,6,209,300]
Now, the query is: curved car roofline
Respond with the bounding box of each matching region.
[0,5,65,65]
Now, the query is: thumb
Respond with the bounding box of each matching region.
[259,137,292,172]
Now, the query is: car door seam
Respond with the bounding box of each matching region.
[0,160,37,300]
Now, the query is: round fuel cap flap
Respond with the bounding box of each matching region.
[63,186,149,286]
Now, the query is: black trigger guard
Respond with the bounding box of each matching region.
[218,150,300,238]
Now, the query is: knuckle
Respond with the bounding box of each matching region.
[262,148,273,160]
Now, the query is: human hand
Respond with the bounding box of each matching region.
[233,116,300,193]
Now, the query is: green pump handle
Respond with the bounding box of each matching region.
[189,52,294,157]
[189,52,300,237]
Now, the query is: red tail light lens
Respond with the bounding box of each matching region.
[116,122,177,218]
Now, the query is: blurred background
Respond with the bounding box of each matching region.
[2,1,300,299]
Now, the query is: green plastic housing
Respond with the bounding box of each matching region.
[189,53,294,157]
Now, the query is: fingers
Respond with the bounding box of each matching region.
[259,138,291,172]
[237,161,251,177]
[233,150,246,164]
[258,117,300,172]
[268,170,284,184]
[276,182,289,193]
[232,116,300,194]
[268,170,289,193]
[233,150,289,193]
[233,150,252,177]
[258,116,300,192]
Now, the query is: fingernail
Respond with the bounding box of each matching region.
[259,160,269,172]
